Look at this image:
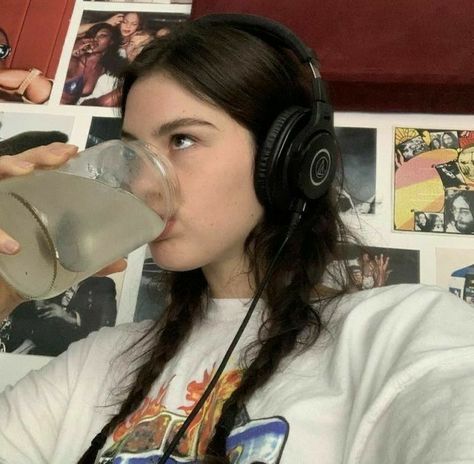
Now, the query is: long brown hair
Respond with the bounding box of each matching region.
[80,19,353,463]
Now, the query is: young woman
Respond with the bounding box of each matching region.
[61,23,125,105]
[1,15,474,464]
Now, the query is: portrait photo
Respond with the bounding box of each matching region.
[60,9,189,107]
[0,2,74,105]
[0,276,118,357]
[322,245,420,292]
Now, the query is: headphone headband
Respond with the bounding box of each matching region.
[197,14,317,66]
[196,14,328,104]
[195,13,338,212]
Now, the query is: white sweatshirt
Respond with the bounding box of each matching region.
[0,284,474,463]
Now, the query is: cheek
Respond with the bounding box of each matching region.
[185,168,262,238]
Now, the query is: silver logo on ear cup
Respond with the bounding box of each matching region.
[310,149,331,186]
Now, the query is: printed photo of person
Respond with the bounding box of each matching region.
[414,211,444,232]
[1,277,117,357]
[444,189,474,234]
[457,145,474,182]
[396,134,429,162]
[440,131,459,149]
[0,27,55,104]
[322,245,420,292]
[60,10,189,107]
[335,127,376,215]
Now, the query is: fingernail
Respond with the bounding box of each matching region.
[2,239,20,254]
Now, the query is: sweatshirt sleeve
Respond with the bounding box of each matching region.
[343,285,474,464]
[0,322,142,464]
[357,353,474,464]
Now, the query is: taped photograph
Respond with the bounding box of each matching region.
[60,9,189,107]
[323,245,420,292]
[0,2,73,105]
[335,127,376,215]
[436,248,474,307]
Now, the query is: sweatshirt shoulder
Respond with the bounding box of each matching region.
[330,284,474,370]
[336,283,474,322]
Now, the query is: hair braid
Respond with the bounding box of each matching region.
[205,287,324,461]
[77,270,207,463]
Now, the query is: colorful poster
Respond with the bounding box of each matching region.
[394,127,474,234]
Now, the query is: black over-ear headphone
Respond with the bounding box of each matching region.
[196,14,338,213]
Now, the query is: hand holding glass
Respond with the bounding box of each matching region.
[0,140,177,299]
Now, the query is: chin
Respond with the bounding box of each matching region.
[148,242,203,272]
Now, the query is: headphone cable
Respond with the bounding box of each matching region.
[78,199,307,464]
[156,198,306,463]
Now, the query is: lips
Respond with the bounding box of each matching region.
[155,218,176,241]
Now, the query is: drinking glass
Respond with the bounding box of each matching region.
[0,139,178,299]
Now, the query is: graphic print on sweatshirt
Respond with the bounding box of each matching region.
[98,366,289,463]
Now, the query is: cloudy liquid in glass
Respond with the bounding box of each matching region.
[0,171,164,299]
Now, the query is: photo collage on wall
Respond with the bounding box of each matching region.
[0,0,191,357]
[0,0,473,361]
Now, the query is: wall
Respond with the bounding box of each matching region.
[0,0,472,391]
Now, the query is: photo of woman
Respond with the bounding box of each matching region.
[60,10,189,107]
[0,27,53,104]
[61,23,126,106]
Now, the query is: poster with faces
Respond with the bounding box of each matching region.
[394,127,474,235]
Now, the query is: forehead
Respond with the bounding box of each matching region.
[124,13,139,23]
[123,74,226,131]
[96,28,112,36]
[453,196,469,207]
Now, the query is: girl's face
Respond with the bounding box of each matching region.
[122,73,264,280]
[120,13,140,38]
[93,28,113,52]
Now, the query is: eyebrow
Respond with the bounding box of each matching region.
[153,118,217,137]
[122,118,217,141]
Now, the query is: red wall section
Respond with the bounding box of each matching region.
[191,0,474,113]
[0,0,74,79]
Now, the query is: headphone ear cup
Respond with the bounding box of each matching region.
[255,106,309,209]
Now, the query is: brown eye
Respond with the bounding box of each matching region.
[171,134,195,150]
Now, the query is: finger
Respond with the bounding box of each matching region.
[15,143,78,169]
[95,258,127,276]
[0,156,35,180]
[0,229,20,255]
